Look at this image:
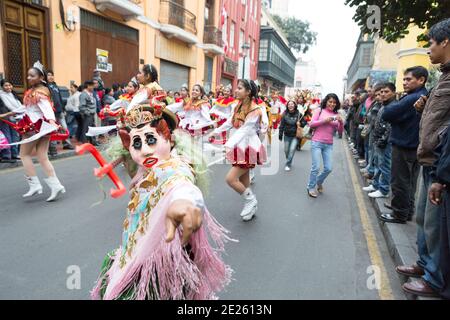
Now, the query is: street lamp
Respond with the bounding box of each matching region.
[241,42,251,79]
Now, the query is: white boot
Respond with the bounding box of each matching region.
[44,176,66,202]
[23,176,43,198]
[240,188,258,221]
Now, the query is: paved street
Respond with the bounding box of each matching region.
[0,138,405,299]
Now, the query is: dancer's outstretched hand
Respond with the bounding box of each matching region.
[166,200,203,246]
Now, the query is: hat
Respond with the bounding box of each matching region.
[124,104,178,132]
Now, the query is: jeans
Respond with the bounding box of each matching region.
[416,166,444,291]
[441,190,450,299]
[391,145,420,219]
[371,144,391,195]
[66,111,78,137]
[0,120,19,159]
[366,132,376,176]
[284,136,298,167]
[308,141,333,190]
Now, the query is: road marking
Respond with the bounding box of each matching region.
[342,139,394,300]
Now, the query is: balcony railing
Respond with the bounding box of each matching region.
[203,25,222,46]
[159,0,197,35]
[223,57,238,76]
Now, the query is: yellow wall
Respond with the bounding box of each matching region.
[49,0,152,87]
[395,25,431,91]
[0,0,221,91]
[372,36,400,70]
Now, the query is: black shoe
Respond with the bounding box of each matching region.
[378,213,407,224]
[0,158,17,163]
[63,144,74,150]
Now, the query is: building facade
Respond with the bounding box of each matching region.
[285,58,322,98]
[0,0,225,94]
[217,0,262,90]
[346,32,375,92]
[257,6,295,95]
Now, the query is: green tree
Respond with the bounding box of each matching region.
[272,15,317,54]
[345,0,450,43]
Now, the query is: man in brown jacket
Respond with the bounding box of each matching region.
[397,18,450,298]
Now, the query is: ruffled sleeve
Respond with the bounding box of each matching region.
[225,109,260,148]
[37,98,55,121]
[166,101,184,114]
[169,183,205,212]
[127,89,149,111]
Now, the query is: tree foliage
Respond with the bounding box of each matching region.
[272,15,317,54]
[345,0,450,43]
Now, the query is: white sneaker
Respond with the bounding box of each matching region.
[285,166,291,172]
[240,188,258,218]
[368,190,389,198]
[362,185,376,192]
[242,205,257,222]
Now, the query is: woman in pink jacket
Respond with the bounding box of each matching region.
[307,93,344,198]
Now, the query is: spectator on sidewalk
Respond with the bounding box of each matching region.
[0,79,22,162]
[112,83,121,100]
[354,90,368,161]
[92,79,104,113]
[380,66,429,223]
[397,18,450,298]
[102,88,116,106]
[47,71,74,151]
[429,123,450,300]
[362,83,395,199]
[65,83,82,140]
[361,84,383,179]
[79,81,97,145]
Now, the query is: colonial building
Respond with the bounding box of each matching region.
[0,0,225,93]
[345,32,375,93]
[257,5,296,95]
[218,0,262,89]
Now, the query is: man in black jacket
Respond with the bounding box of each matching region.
[380,66,428,223]
[429,124,450,299]
[47,71,74,151]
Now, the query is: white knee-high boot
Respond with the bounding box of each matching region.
[240,188,257,221]
[23,176,43,198]
[44,176,66,202]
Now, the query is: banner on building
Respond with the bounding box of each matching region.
[96,49,109,73]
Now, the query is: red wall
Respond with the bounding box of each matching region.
[217,0,261,89]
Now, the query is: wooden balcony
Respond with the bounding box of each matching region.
[159,0,197,35]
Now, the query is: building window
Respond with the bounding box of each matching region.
[362,48,372,66]
[239,29,244,53]
[295,81,302,87]
[230,22,235,49]
[259,39,268,61]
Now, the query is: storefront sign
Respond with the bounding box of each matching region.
[96,49,109,73]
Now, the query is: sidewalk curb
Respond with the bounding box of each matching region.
[0,150,77,171]
[346,140,420,300]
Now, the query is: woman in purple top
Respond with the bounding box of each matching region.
[307,93,344,198]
